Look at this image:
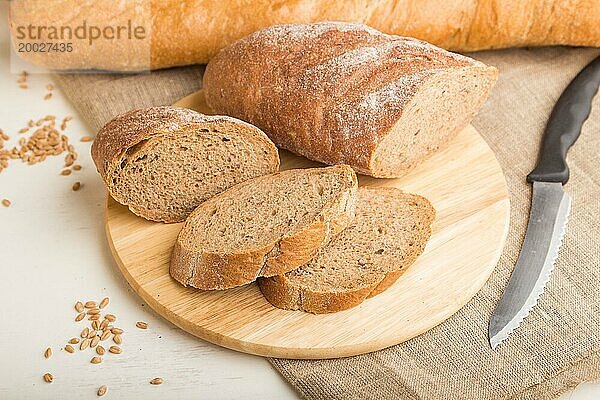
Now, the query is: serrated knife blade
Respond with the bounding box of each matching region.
[489,55,600,350]
[489,182,570,349]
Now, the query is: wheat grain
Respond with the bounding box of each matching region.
[97,385,107,396]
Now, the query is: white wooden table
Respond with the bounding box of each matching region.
[0,3,596,398]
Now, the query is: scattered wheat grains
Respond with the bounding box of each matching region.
[92,320,100,331]
[85,301,97,308]
[105,314,116,322]
[60,169,72,176]
[75,302,84,313]
[44,347,52,359]
[65,344,75,353]
[96,345,105,355]
[88,330,97,339]
[69,338,79,344]
[97,385,107,397]
[113,334,122,345]
[150,378,163,385]
[72,181,82,191]
[81,327,89,338]
[89,315,100,321]
[80,136,93,143]
[100,319,109,330]
[75,313,85,322]
[72,164,82,171]
[2,199,10,208]
[43,93,53,101]
[108,346,121,354]
[91,356,102,364]
[80,338,90,350]
[111,327,123,335]
[43,373,53,383]
[136,321,148,330]
[99,297,109,309]
[101,330,111,341]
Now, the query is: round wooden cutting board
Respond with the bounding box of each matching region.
[105,91,510,359]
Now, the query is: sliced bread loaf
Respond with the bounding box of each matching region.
[204,22,498,178]
[91,106,279,223]
[170,165,358,290]
[258,187,435,313]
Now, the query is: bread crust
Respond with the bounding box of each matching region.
[258,188,435,314]
[91,106,279,223]
[170,165,358,290]
[9,0,600,70]
[203,23,498,177]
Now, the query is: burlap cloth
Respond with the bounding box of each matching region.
[54,46,600,400]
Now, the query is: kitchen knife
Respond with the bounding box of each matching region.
[489,55,600,350]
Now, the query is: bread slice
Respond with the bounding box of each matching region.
[91,106,279,223]
[258,187,435,313]
[204,22,498,178]
[170,165,358,290]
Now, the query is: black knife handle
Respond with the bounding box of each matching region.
[527,55,600,184]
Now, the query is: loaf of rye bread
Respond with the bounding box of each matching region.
[91,106,279,223]
[203,22,498,178]
[258,187,435,313]
[170,165,358,290]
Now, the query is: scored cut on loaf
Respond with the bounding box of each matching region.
[170,165,358,290]
[91,106,279,223]
[258,187,435,314]
[204,22,499,178]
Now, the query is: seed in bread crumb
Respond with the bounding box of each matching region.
[72,164,82,171]
[136,321,148,329]
[65,344,75,353]
[44,93,53,101]
[46,83,55,91]
[80,136,93,142]
[99,297,109,309]
[96,345,105,355]
[97,385,107,396]
[91,356,102,364]
[43,373,53,383]
[75,313,85,322]
[149,378,163,385]
[19,84,28,89]
[1,199,10,208]
[69,338,79,344]
[60,169,72,176]
[108,346,121,354]
[44,347,52,359]
[75,301,84,312]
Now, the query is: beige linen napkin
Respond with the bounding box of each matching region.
[54,46,600,400]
